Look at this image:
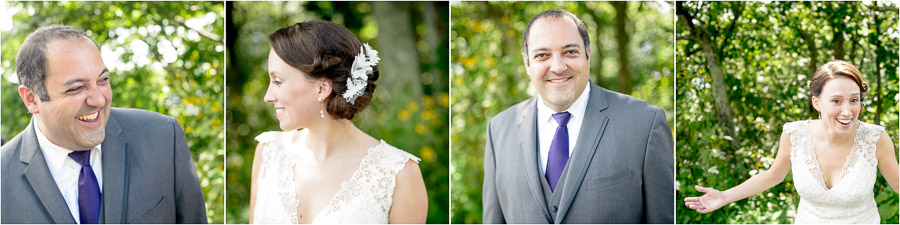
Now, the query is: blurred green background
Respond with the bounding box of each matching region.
[677,1,898,223]
[0,1,225,223]
[224,1,449,223]
[450,1,674,223]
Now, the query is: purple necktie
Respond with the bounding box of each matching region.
[69,150,101,224]
[546,112,571,192]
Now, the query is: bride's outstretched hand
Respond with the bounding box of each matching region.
[684,185,727,213]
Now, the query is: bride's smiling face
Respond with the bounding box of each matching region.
[813,76,862,135]
[264,49,322,130]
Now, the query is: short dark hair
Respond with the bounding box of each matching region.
[268,20,379,120]
[809,60,868,112]
[521,9,590,65]
[16,25,95,102]
[16,25,96,102]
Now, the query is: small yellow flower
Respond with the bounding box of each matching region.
[439,93,450,107]
[415,124,427,134]
[485,58,495,67]
[422,109,436,121]
[406,101,419,111]
[420,146,435,162]
[399,110,410,121]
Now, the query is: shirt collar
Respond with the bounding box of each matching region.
[537,83,591,127]
[33,117,102,172]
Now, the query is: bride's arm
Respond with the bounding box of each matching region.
[684,131,793,213]
[875,131,899,193]
[248,143,265,224]
[388,160,428,224]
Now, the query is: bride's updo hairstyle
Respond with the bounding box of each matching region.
[268,20,379,120]
[808,60,868,113]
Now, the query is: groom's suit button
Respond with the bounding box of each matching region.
[551,206,558,212]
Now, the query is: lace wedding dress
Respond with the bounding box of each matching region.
[252,130,421,224]
[784,120,883,223]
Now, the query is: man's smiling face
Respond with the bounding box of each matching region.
[24,38,112,150]
[523,17,591,112]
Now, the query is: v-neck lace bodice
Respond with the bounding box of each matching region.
[253,130,421,224]
[784,120,882,223]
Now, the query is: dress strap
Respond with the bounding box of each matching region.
[855,122,883,165]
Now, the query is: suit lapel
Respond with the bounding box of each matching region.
[100,112,126,224]
[515,98,552,223]
[19,121,77,224]
[555,83,609,223]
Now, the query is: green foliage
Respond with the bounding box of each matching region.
[224,2,449,223]
[0,2,225,223]
[677,2,899,223]
[450,2,674,223]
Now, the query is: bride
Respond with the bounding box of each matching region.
[684,60,899,223]
[249,20,428,224]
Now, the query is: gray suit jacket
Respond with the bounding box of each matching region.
[1,108,208,224]
[483,83,674,224]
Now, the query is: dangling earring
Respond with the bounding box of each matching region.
[319,98,325,118]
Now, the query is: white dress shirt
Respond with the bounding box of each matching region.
[34,119,103,224]
[537,83,590,175]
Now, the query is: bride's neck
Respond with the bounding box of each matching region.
[300,118,361,161]
[818,120,856,147]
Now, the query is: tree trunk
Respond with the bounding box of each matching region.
[225,1,243,98]
[829,3,847,60]
[677,2,739,147]
[423,2,447,94]
[871,2,884,125]
[372,2,423,100]
[613,1,632,94]
[794,26,819,78]
[579,1,605,86]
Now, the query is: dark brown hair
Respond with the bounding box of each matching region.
[16,25,96,102]
[809,60,868,112]
[521,9,590,65]
[268,20,379,120]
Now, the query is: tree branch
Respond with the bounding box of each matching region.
[716,2,744,57]
[151,4,223,44]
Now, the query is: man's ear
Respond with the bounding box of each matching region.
[586,47,591,60]
[318,78,333,100]
[522,52,529,66]
[18,85,41,114]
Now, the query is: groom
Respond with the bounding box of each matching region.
[1,25,208,223]
[483,9,674,223]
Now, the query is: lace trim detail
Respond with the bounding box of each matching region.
[315,141,421,223]
[253,131,421,224]
[785,121,816,182]
[786,121,883,190]
[850,123,882,167]
[254,131,301,224]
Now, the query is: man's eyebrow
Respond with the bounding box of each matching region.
[98,68,108,77]
[63,68,109,86]
[63,78,88,86]
[562,43,581,49]
[530,47,549,54]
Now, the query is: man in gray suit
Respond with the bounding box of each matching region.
[483,9,674,224]
[1,25,208,223]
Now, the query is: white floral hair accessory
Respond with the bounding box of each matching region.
[343,43,380,104]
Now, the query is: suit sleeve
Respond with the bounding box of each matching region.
[482,120,505,224]
[171,117,209,224]
[642,108,674,224]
